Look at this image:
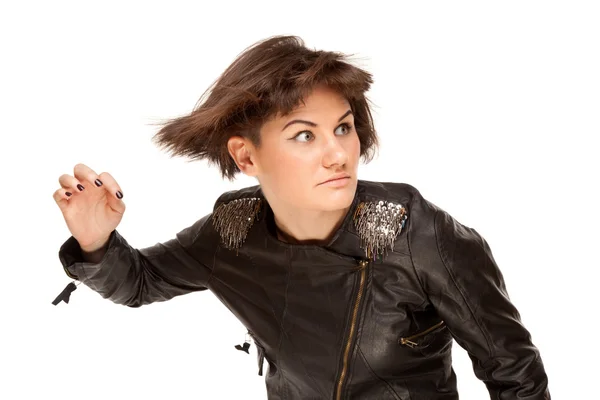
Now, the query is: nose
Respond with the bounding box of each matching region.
[321,135,349,168]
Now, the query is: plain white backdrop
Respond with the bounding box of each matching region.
[1,1,598,398]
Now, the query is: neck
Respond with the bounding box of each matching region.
[270,202,352,246]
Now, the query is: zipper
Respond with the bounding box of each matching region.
[247,330,267,376]
[334,259,368,400]
[399,320,445,348]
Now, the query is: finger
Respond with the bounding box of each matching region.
[96,171,126,214]
[73,163,104,189]
[58,174,86,193]
[53,187,74,213]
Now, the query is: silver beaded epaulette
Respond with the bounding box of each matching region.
[212,197,262,252]
[353,200,408,261]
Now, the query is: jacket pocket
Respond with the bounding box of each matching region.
[398,320,447,349]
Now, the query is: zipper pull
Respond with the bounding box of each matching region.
[52,281,80,305]
[234,342,251,353]
[399,338,418,348]
[234,332,252,354]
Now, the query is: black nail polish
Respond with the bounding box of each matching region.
[66,192,72,197]
[116,191,123,199]
[77,184,85,191]
[95,179,103,187]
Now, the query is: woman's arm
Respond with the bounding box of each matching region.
[58,214,215,307]
[409,198,550,399]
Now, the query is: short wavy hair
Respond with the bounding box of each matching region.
[151,35,379,180]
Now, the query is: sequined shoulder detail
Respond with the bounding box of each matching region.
[212,197,262,252]
[353,200,408,260]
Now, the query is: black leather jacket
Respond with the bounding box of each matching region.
[57,180,550,399]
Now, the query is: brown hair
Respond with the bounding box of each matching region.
[150,35,379,180]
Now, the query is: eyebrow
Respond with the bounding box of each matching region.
[281,109,353,132]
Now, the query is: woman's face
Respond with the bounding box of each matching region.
[248,84,361,212]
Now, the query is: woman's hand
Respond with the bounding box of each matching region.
[53,163,126,251]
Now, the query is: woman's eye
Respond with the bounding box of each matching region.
[292,123,353,142]
[293,132,314,142]
[335,123,353,136]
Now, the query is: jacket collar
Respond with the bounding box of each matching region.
[213,180,409,262]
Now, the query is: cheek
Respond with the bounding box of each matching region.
[260,146,321,199]
[259,145,304,178]
[271,151,316,181]
[348,134,362,161]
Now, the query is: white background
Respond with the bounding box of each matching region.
[1,1,598,398]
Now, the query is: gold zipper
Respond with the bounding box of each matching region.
[334,259,368,400]
[399,320,445,348]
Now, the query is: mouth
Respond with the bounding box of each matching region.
[319,174,351,185]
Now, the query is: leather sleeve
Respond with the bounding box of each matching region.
[409,197,550,399]
[58,214,214,307]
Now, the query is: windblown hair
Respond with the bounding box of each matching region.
[151,35,379,180]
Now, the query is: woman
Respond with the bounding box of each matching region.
[52,35,550,399]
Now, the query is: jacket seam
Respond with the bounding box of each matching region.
[240,249,283,341]
[433,209,495,361]
[403,194,429,302]
[78,239,120,293]
[276,247,291,354]
[278,248,292,398]
[76,261,93,290]
[357,346,403,400]
[193,215,216,286]
[206,243,217,287]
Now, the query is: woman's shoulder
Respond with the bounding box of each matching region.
[362,181,481,251]
[207,185,265,251]
[212,184,264,209]
[357,179,428,208]
[357,179,448,228]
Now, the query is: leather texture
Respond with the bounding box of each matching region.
[58,180,550,399]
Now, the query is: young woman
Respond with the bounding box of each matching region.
[52,35,550,399]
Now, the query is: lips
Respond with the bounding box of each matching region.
[320,174,351,185]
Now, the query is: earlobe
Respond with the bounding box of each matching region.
[227,136,258,177]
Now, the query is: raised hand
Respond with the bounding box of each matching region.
[53,163,126,251]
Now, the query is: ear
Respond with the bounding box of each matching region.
[227,136,259,177]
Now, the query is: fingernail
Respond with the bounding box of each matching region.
[116,191,123,199]
[95,179,103,187]
[77,184,85,191]
[66,192,72,197]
